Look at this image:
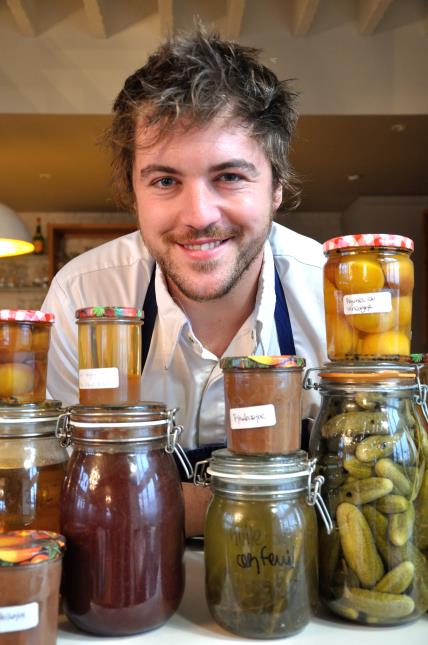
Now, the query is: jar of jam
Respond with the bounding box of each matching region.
[0,310,55,404]
[306,362,428,624]
[75,306,144,405]
[0,530,64,645]
[323,234,414,360]
[0,401,68,533]
[220,356,306,454]
[197,449,331,638]
[56,403,185,636]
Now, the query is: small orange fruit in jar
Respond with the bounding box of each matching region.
[322,234,414,360]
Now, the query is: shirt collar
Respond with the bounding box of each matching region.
[254,240,277,353]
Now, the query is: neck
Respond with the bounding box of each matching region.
[167,257,263,358]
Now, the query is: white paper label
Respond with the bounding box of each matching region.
[343,291,392,316]
[0,602,39,633]
[79,367,119,389]
[230,404,276,429]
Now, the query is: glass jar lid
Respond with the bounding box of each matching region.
[0,309,54,323]
[207,448,313,488]
[323,233,414,253]
[57,402,180,445]
[220,355,306,370]
[0,530,65,567]
[0,400,63,437]
[75,305,143,320]
[304,361,418,392]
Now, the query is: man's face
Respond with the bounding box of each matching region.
[132,116,282,302]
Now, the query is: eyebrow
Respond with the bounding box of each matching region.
[138,159,259,179]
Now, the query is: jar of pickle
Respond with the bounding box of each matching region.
[306,362,428,625]
[0,530,65,645]
[75,306,144,405]
[0,401,68,533]
[323,234,414,360]
[56,403,185,636]
[0,309,55,404]
[220,356,306,454]
[197,448,331,639]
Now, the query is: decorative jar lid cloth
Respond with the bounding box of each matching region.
[410,353,428,364]
[220,355,306,370]
[0,530,65,567]
[0,309,55,323]
[75,306,144,319]
[323,233,414,253]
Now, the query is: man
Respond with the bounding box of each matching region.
[42,29,327,534]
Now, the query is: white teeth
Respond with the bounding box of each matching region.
[184,241,222,251]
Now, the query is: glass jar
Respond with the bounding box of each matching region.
[220,356,306,454]
[56,403,185,636]
[306,362,428,625]
[198,448,331,639]
[323,234,414,361]
[0,310,55,404]
[0,401,67,533]
[0,530,64,645]
[75,306,144,405]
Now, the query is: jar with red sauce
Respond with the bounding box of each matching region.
[220,356,306,454]
[56,403,185,636]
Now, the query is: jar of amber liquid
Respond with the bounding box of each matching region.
[76,306,143,405]
[306,362,428,624]
[200,449,330,639]
[57,403,185,636]
[323,234,414,360]
[0,530,64,645]
[220,356,306,454]
[0,401,68,533]
[0,310,54,404]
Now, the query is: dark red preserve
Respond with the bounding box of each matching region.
[56,403,185,636]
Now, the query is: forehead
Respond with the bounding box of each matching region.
[134,115,268,164]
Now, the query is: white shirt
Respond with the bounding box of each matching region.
[42,222,327,449]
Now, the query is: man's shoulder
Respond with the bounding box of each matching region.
[53,230,151,285]
[269,221,325,269]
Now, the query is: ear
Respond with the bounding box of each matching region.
[272,184,283,212]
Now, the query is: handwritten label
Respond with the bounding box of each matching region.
[343,291,392,315]
[230,404,276,430]
[236,545,294,576]
[79,367,119,390]
[0,602,39,633]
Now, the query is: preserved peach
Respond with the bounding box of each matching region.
[324,279,340,314]
[383,254,414,294]
[326,315,358,357]
[0,363,34,397]
[348,310,395,334]
[335,257,385,294]
[393,295,412,328]
[361,330,410,357]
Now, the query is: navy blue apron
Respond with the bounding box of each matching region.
[141,265,296,478]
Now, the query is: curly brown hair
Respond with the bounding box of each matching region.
[106,28,300,212]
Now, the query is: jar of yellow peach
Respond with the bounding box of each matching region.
[323,234,414,360]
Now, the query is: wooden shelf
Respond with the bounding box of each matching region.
[47,223,136,281]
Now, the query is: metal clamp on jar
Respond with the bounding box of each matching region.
[195,448,332,639]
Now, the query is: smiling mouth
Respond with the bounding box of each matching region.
[182,240,225,251]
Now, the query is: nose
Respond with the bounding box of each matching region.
[180,180,221,230]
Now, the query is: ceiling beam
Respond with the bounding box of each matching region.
[83,0,108,38]
[6,0,37,37]
[225,0,246,40]
[358,0,394,35]
[290,0,320,36]
[157,0,174,37]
